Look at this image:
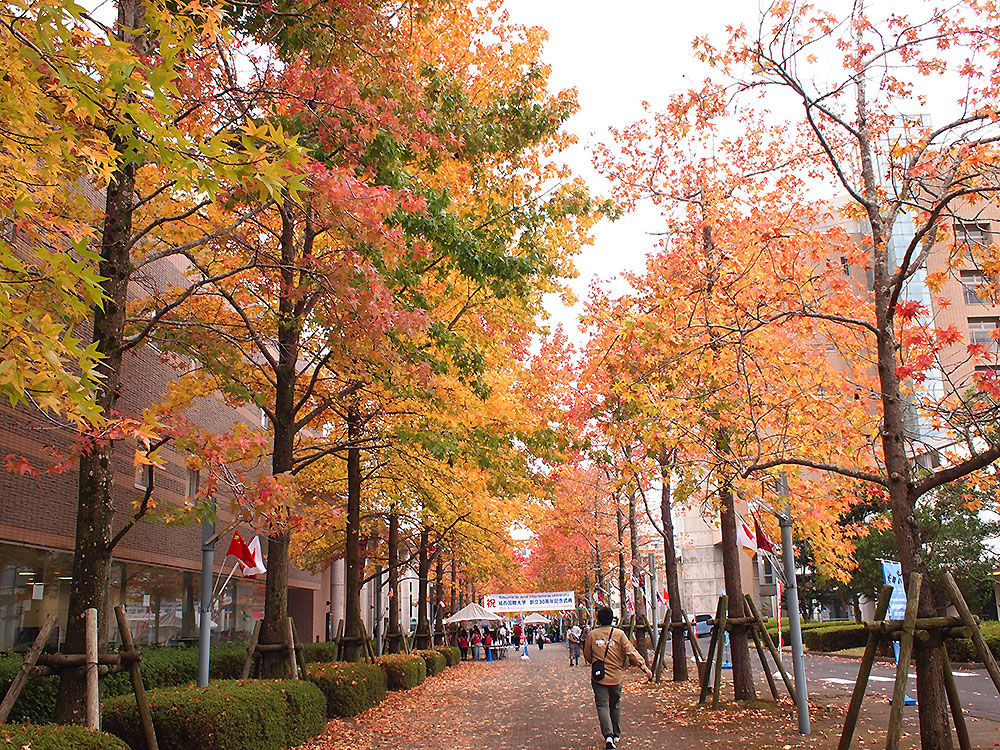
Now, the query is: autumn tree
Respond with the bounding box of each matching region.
[585,84,877,698]
[678,1,1000,741]
[1,0,310,720]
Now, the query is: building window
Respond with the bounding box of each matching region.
[961,270,987,305]
[758,555,775,586]
[840,256,850,275]
[957,222,990,248]
[185,468,200,500]
[134,463,152,491]
[968,317,1000,352]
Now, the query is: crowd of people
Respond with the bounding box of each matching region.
[451,620,570,659]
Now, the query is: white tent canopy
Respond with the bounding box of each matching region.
[523,612,550,625]
[444,602,503,625]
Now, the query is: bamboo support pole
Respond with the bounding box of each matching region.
[283,618,298,679]
[0,614,56,724]
[712,596,728,710]
[838,586,897,750]
[241,620,262,679]
[114,605,158,750]
[652,613,669,683]
[943,572,1000,694]
[334,619,344,661]
[85,608,99,730]
[865,616,966,633]
[750,624,779,700]
[290,619,308,681]
[681,608,705,664]
[699,598,724,705]
[744,595,795,699]
[941,643,970,750]
[886,572,921,750]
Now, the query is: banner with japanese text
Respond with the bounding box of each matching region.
[483,591,575,612]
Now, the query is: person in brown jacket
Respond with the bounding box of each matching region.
[583,606,652,749]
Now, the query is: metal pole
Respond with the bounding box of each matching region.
[648,551,658,630]
[777,473,810,734]
[198,503,215,687]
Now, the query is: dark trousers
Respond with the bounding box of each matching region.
[592,681,622,739]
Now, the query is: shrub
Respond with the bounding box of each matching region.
[0,643,251,725]
[800,623,868,652]
[274,679,327,746]
[375,653,425,690]
[308,662,386,717]
[0,724,128,750]
[301,641,340,664]
[945,632,1000,662]
[416,648,446,676]
[103,679,320,750]
[435,645,461,666]
[0,655,58,723]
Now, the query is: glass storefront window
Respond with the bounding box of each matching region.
[0,543,266,650]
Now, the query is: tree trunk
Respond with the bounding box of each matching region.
[54,1,144,719]
[259,200,302,675]
[719,484,755,700]
[658,448,687,681]
[616,502,626,620]
[627,490,649,664]
[341,407,364,662]
[433,552,444,644]
[872,260,953,747]
[415,523,432,648]
[386,508,402,653]
[449,551,457,614]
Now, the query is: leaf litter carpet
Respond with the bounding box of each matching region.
[295,645,1000,750]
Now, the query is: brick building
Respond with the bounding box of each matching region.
[0,181,331,650]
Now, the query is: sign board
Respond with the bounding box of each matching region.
[880,560,907,620]
[880,559,916,705]
[483,591,575,612]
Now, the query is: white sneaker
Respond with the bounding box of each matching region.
[605,737,616,749]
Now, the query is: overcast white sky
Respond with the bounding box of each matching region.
[500,0,761,341]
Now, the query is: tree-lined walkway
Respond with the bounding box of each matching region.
[295,645,1000,750]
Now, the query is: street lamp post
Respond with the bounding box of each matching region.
[776,473,810,735]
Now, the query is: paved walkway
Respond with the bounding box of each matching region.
[296,644,1000,750]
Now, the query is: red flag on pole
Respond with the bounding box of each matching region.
[226,531,257,570]
[754,517,775,555]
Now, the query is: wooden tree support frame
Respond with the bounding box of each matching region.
[697,594,795,709]
[240,617,304,679]
[650,608,705,683]
[0,606,158,749]
[837,572,1000,750]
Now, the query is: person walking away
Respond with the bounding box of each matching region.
[458,629,469,661]
[536,627,545,650]
[484,629,493,660]
[584,606,652,749]
[567,622,582,666]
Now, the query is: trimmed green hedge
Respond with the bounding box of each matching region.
[301,641,340,664]
[0,654,58,723]
[376,653,425,691]
[308,662,386,717]
[415,648,446,676]
[0,643,250,724]
[435,645,461,666]
[103,679,322,750]
[945,632,1000,662]
[800,624,867,652]
[0,724,128,749]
